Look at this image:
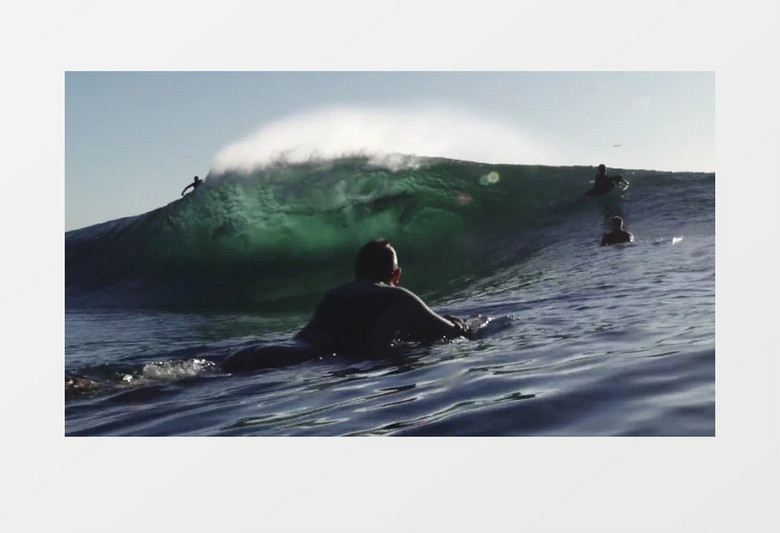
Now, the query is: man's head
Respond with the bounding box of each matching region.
[598,164,606,174]
[611,216,624,231]
[354,238,401,285]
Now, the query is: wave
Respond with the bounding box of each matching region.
[65,155,713,311]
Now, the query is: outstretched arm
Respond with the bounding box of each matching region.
[181,184,193,196]
[613,175,630,187]
[373,288,470,347]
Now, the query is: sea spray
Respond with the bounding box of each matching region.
[210,106,561,174]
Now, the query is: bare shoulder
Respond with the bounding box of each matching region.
[386,285,428,307]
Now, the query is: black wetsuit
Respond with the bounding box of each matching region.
[295,279,463,354]
[222,279,467,373]
[601,230,633,246]
[589,174,626,196]
[593,173,613,194]
[181,179,202,196]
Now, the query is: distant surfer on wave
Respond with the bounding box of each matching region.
[222,239,477,373]
[586,164,629,196]
[601,216,634,246]
[181,175,203,196]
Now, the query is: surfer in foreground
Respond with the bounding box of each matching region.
[222,239,477,373]
[600,216,634,246]
[181,175,203,196]
[586,164,629,196]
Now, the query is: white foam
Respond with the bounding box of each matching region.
[210,105,562,174]
[142,359,215,380]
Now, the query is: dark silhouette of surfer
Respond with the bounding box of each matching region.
[222,238,476,373]
[601,216,634,246]
[181,176,203,196]
[586,164,629,196]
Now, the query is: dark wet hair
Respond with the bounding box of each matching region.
[354,239,397,281]
[598,164,606,172]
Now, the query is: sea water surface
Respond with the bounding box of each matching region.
[65,156,715,436]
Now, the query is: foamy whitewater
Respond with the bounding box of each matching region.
[65,113,714,436]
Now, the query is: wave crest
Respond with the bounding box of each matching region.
[210,106,560,174]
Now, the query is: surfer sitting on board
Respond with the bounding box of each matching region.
[181,176,203,196]
[600,216,634,246]
[586,164,629,196]
[222,239,476,373]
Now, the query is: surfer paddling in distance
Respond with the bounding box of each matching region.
[586,164,629,196]
[181,175,203,196]
[222,238,478,373]
[600,216,634,246]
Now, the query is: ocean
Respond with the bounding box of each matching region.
[65,155,715,436]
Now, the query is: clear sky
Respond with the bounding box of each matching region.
[65,71,714,230]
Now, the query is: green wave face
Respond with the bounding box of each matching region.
[65,156,712,311]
